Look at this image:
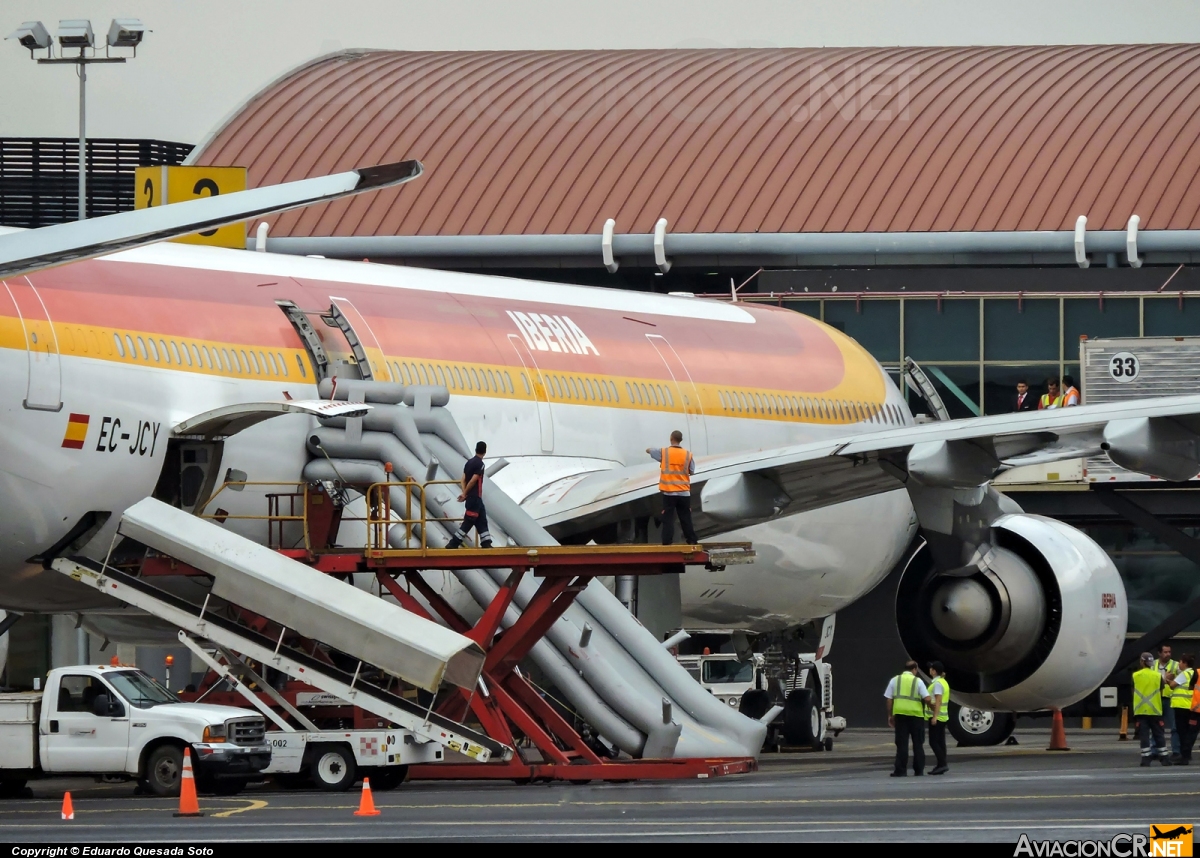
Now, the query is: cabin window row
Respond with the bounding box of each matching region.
[110,332,302,378]
[717,389,906,425]
[545,373,620,403]
[622,381,671,408]
[390,360,518,395]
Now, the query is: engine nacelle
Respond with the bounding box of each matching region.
[897,514,1126,712]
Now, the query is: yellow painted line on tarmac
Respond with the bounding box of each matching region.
[211,799,268,818]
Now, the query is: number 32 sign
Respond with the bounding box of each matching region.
[1109,351,1140,383]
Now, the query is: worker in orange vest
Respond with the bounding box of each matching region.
[647,430,698,545]
[1062,375,1081,407]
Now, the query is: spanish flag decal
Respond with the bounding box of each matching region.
[61,413,90,449]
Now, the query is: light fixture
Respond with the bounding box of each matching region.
[56,19,95,50]
[106,18,144,49]
[5,20,51,51]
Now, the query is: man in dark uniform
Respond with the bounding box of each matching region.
[447,441,493,549]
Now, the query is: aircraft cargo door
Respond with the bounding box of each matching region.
[647,334,706,454]
[508,334,553,452]
[3,277,62,412]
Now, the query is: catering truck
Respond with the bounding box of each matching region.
[0,664,270,797]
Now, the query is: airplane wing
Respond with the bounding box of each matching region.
[0,160,422,280]
[526,394,1200,540]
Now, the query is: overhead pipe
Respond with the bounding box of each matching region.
[256,227,1200,262]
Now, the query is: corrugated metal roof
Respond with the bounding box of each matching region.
[195,46,1200,236]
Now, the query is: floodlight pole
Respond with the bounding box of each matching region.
[37,54,125,220]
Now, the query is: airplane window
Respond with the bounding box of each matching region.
[238,350,250,374]
[113,334,125,357]
[633,383,643,404]
[295,354,306,378]
[277,352,288,376]
[147,339,160,362]
[562,376,573,399]
[664,386,675,407]
[648,385,659,407]
[251,352,262,374]
[448,366,460,388]
[607,380,618,402]
[503,371,513,394]
[124,335,136,359]
[167,340,180,365]
[484,369,495,391]
[718,391,727,410]
[265,352,278,375]
[520,372,531,395]
[466,367,477,389]
[625,382,634,402]
[180,343,193,367]
[433,365,444,387]
[158,340,171,363]
[134,337,148,360]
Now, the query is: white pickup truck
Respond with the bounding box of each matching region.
[0,664,270,797]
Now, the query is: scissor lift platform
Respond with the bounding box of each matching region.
[128,480,759,783]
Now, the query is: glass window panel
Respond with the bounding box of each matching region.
[1144,297,1200,337]
[823,300,901,364]
[909,364,980,420]
[1080,524,1200,634]
[984,299,1059,361]
[782,300,821,319]
[1064,298,1139,358]
[904,299,978,362]
[983,364,1060,415]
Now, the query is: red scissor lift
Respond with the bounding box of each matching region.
[157,482,758,782]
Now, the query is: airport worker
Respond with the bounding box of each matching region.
[1170,654,1196,765]
[1157,644,1182,758]
[646,430,698,545]
[1014,379,1037,412]
[1061,375,1081,407]
[926,661,950,775]
[446,441,494,549]
[1039,378,1064,409]
[1133,651,1171,766]
[885,660,931,777]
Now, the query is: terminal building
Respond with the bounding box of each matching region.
[4,44,1200,726]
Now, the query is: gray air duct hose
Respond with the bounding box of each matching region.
[317,379,407,404]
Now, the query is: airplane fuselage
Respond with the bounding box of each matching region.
[0,233,916,631]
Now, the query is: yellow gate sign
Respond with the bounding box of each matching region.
[134,165,248,248]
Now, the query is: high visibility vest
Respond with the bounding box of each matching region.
[892,673,925,717]
[1193,683,1200,713]
[1040,393,1064,409]
[1063,386,1081,406]
[658,446,693,493]
[1159,659,1179,697]
[1132,668,1164,717]
[928,676,950,722]
[1172,668,1196,709]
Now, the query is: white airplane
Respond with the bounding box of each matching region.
[1,160,1196,716]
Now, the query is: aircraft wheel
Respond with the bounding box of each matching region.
[783,689,823,749]
[947,703,1016,746]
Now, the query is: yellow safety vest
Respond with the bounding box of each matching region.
[1159,659,1179,697]
[1133,667,1164,717]
[1172,668,1196,709]
[1040,393,1064,409]
[658,446,693,494]
[928,676,950,722]
[892,673,925,718]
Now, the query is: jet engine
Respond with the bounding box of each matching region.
[896,514,1126,712]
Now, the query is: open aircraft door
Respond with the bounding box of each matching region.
[3,276,62,412]
[647,334,707,454]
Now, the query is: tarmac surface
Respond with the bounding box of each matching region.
[0,727,1196,842]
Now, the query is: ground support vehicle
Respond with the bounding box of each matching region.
[678,649,845,751]
[0,664,268,797]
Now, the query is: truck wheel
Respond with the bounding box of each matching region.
[368,766,408,791]
[738,689,772,721]
[947,703,1016,746]
[0,778,28,798]
[310,745,357,792]
[144,745,184,797]
[783,688,823,749]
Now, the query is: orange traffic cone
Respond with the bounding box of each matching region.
[61,791,74,821]
[1047,707,1070,751]
[173,747,204,817]
[354,777,380,817]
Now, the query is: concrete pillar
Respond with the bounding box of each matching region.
[49,615,87,667]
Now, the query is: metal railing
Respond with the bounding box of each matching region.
[194,478,476,554]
